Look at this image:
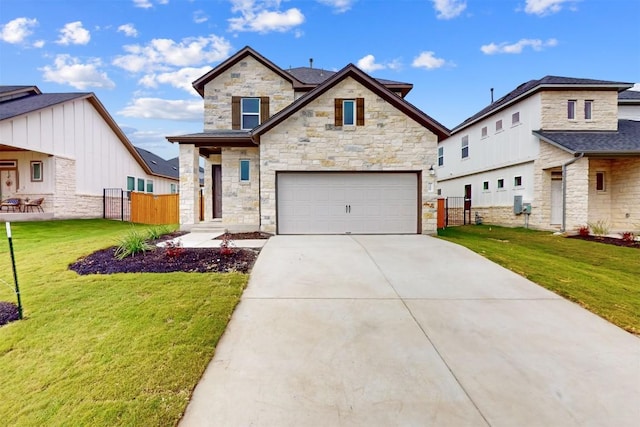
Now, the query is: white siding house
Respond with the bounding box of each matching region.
[0,86,178,220]
[438,77,638,232]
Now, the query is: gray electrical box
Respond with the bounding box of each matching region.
[522,203,532,214]
[514,195,523,215]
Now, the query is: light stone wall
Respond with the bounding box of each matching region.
[221,147,260,226]
[203,56,295,130]
[540,90,618,130]
[179,144,200,229]
[258,76,439,234]
[471,206,539,229]
[609,157,640,231]
[533,142,576,228]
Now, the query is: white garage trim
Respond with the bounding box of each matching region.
[276,172,420,235]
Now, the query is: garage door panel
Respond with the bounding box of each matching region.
[277,173,418,235]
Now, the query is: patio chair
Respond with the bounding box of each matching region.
[0,198,22,212]
[23,197,44,212]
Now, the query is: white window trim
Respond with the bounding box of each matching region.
[511,112,520,127]
[585,100,593,121]
[343,99,355,126]
[568,100,577,120]
[461,135,469,159]
[241,98,260,130]
[438,146,444,166]
[481,126,488,139]
[495,119,503,134]
[514,176,523,188]
[497,178,505,191]
[240,159,251,183]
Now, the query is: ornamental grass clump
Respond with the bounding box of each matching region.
[114,229,154,260]
[587,219,611,238]
[146,224,175,240]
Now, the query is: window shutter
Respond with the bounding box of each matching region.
[356,98,365,126]
[334,98,343,127]
[232,96,241,130]
[260,97,270,124]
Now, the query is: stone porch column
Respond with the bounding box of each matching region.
[179,144,199,230]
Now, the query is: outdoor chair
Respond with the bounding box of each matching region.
[23,197,44,212]
[0,198,22,212]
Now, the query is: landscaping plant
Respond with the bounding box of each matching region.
[587,219,611,238]
[0,301,19,327]
[620,231,636,243]
[577,224,590,236]
[113,228,153,259]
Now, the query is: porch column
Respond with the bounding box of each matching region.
[179,144,199,230]
[564,156,589,230]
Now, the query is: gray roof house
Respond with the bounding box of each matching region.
[437,76,638,232]
[168,46,449,234]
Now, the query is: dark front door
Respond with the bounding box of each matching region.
[464,184,472,210]
[212,165,222,218]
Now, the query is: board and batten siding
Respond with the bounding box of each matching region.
[0,98,174,196]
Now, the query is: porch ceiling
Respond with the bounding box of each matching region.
[0,144,27,152]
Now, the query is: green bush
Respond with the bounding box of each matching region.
[146,224,175,240]
[114,229,154,259]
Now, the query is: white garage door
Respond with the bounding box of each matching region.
[277,172,418,234]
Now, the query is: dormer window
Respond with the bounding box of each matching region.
[232,96,269,130]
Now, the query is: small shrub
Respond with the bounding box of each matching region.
[577,225,590,237]
[620,231,636,243]
[219,232,235,256]
[587,219,611,238]
[164,239,185,258]
[0,301,19,326]
[146,225,174,240]
[114,229,153,260]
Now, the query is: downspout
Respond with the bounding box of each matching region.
[561,152,585,232]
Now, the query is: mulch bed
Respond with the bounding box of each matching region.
[214,231,273,240]
[69,232,268,275]
[567,234,640,249]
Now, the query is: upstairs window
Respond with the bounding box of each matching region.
[495,119,503,132]
[481,126,488,138]
[461,135,469,158]
[335,98,364,126]
[232,96,269,130]
[497,178,505,189]
[514,176,522,187]
[438,146,444,166]
[512,112,520,125]
[585,100,593,120]
[568,100,577,120]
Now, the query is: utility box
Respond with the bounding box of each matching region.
[513,195,523,215]
[522,203,532,214]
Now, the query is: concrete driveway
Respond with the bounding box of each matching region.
[180,235,640,426]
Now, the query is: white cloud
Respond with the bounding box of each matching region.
[0,17,38,44]
[524,0,577,16]
[133,0,168,8]
[57,21,91,45]
[481,38,558,55]
[228,0,305,33]
[41,54,115,90]
[356,54,401,73]
[113,35,233,73]
[411,51,446,70]
[630,83,640,92]
[138,66,212,93]
[118,23,138,37]
[316,0,355,13]
[194,10,209,23]
[118,98,204,121]
[431,0,466,20]
[33,40,45,48]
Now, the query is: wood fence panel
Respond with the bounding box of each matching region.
[130,192,179,225]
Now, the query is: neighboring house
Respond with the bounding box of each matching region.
[437,76,639,232]
[167,156,205,186]
[618,89,640,120]
[168,46,449,234]
[0,85,178,220]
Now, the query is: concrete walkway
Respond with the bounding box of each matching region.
[179,235,640,426]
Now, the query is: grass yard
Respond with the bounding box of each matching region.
[0,220,248,426]
[438,225,640,335]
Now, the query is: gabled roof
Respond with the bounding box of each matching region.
[533,120,640,155]
[452,76,634,133]
[0,85,41,100]
[619,89,640,104]
[192,46,304,97]
[253,63,450,141]
[135,147,179,180]
[0,85,169,179]
[287,67,413,97]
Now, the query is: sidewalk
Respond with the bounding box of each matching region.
[159,231,268,249]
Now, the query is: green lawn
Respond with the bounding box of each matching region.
[438,225,640,335]
[0,220,247,426]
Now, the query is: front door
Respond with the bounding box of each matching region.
[550,179,563,225]
[212,165,222,218]
[0,167,18,199]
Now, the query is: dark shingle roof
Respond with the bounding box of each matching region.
[533,120,640,154]
[453,76,633,133]
[0,92,89,120]
[287,67,413,96]
[134,147,179,179]
[619,89,640,102]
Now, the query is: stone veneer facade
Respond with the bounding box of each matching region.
[50,156,103,219]
[258,77,439,234]
[540,90,618,131]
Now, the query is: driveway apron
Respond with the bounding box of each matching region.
[179,235,640,427]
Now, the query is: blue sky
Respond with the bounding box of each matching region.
[1,0,639,160]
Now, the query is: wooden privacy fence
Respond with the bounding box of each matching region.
[130,192,179,225]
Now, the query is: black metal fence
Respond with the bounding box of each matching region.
[103,188,130,221]
[445,196,471,226]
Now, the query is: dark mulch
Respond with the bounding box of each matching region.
[69,231,265,275]
[0,301,20,327]
[214,231,272,240]
[568,234,640,249]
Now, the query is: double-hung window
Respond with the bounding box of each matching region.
[585,100,593,120]
[241,98,260,130]
[232,97,269,130]
[461,135,469,159]
[438,146,444,166]
[568,100,577,120]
